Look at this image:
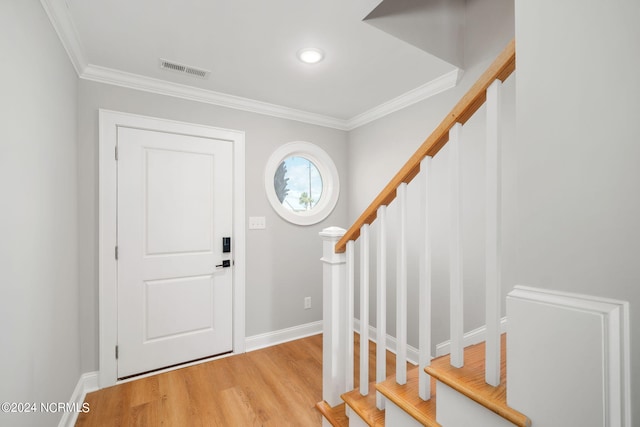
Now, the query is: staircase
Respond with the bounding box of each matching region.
[316,32,633,426]
[317,335,529,427]
[315,39,530,427]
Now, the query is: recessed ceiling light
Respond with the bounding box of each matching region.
[297,48,324,64]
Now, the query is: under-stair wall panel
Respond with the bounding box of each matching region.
[507,286,631,427]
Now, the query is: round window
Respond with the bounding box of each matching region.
[265,142,339,225]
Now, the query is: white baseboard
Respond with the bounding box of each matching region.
[58,371,98,427]
[353,319,420,365]
[245,320,323,352]
[435,317,508,357]
[353,317,508,363]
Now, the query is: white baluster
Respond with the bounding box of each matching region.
[485,79,502,386]
[360,224,370,395]
[396,183,408,384]
[320,227,348,406]
[419,156,433,400]
[346,240,355,391]
[376,205,388,409]
[449,123,464,368]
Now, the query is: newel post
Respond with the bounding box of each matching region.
[320,226,347,406]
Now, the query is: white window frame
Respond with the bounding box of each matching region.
[264,141,339,226]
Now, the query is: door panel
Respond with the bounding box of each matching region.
[145,148,214,255]
[117,126,233,378]
[144,275,214,342]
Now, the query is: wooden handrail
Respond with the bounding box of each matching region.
[335,39,516,253]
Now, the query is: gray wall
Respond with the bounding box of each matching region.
[347,0,515,350]
[0,1,81,426]
[515,0,640,420]
[77,80,349,372]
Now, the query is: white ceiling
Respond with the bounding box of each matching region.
[47,0,461,128]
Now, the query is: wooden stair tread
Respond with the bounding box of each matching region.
[341,382,385,426]
[315,401,349,427]
[425,334,531,427]
[376,368,441,427]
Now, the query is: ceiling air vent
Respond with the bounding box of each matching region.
[159,59,210,79]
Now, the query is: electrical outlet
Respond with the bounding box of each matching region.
[304,297,311,309]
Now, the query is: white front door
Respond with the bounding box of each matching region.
[116,126,233,378]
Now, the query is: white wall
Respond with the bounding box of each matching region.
[0,1,81,426]
[347,0,515,350]
[77,80,349,372]
[514,0,640,422]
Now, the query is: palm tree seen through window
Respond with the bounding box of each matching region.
[275,156,323,212]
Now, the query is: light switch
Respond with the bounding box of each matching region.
[249,216,266,230]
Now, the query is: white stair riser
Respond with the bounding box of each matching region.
[345,405,370,427]
[384,398,423,427]
[436,382,514,427]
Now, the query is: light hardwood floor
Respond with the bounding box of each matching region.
[76,334,398,426]
[77,335,323,426]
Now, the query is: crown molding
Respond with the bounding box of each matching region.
[41,0,461,131]
[40,0,87,75]
[82,65,351,130]
[81,64,462,132]
[345,68,464,130]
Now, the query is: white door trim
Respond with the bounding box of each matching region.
[98,109,245,388]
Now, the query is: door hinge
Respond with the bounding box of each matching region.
[115,345,119,359]
[115,146,118,161]
[115,246,118,260]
